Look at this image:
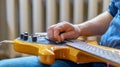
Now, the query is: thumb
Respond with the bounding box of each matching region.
[60,31,75,40]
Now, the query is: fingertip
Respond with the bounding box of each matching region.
[60,34,65,41]
[57,36,61,42]
[47,27,54,41]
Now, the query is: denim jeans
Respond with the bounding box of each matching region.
[0,56,106,67]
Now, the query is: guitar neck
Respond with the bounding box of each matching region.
[66,40,120,67]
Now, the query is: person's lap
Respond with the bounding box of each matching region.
[0,56,106,67]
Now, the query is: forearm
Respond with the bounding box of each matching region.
[77,11,113,36]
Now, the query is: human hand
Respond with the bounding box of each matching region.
[47,21,80,42]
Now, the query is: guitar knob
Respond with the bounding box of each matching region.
[23,35,28,40]
[32,35,37,42]
[20,33,24,39]
[24,32,28,35]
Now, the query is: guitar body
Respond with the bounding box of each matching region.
[13,32,102,64]
[13,32,120,67]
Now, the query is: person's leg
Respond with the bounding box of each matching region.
[0,56,49,67]
[0,56,82,67]
[89,62,107,67]
[0,56,107,67]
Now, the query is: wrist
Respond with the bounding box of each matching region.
[73,24,82,36]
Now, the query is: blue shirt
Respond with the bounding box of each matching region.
[100,0,120,49]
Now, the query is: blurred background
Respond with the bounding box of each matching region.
[0,0,110,59]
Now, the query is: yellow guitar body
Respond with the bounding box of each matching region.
[13,32,120,67]
[14,39,103,65]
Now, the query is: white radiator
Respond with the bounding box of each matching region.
[0,0,110,58]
